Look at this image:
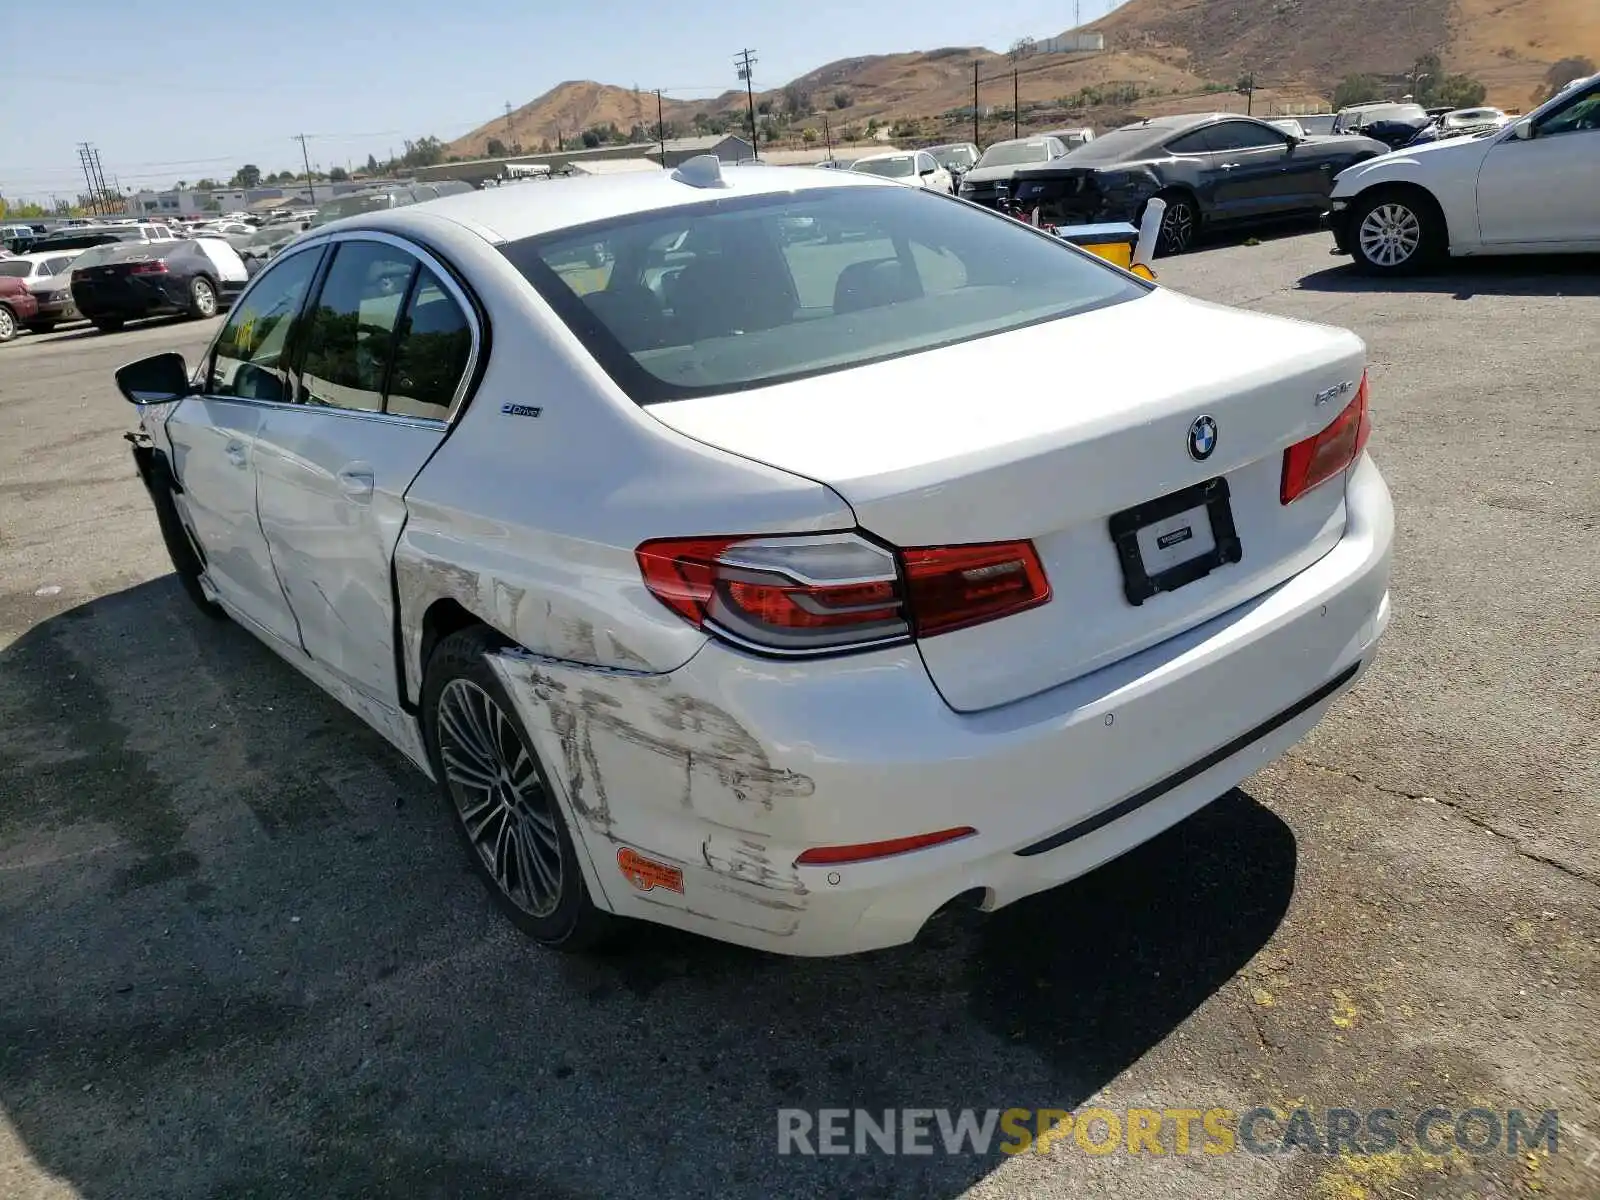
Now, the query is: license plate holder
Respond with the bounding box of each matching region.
[1108,477,1243,607]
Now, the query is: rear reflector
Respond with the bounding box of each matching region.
[795,826,977,866]
[1281,372,1371,505]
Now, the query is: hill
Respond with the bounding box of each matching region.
[443,0,1600,157]
[1093,0,1600,109]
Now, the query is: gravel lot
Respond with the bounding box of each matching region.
[1,233,1596,1200]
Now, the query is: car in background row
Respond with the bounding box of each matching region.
[1332,101,1431,149]
[306,182,473,229]
[1038,127,1095,151]
[0,250,85,331]
[957,136,1070,208]
[26,224,180,254]
[71,237,249,331]
[1326,72,1600,273]
[0,276,40,342]
[925,142,979,181]
[848,150,954,193]
[1010,112,1389,255]
[1403,106,1510,147]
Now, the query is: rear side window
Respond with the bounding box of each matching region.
[386,268,473,419]
[501,185,1145,404]
[1164,130,1213,154]
[1207,122,1288,151]
[295,241,417,413]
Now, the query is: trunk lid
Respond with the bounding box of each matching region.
[649,288,1367,712]
[1013,168,1113,226]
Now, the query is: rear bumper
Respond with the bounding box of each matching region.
[32,298,78,322]
[493,456,1394,957]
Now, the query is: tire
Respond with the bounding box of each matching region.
[25,321,57,335]
[0,305,16,343]
[1153,190,1199,257]
[93,316,125,333]
[187,275,218,319]
[144,454,227,620]
[1349,187,1445,275]
[421,625,615,952]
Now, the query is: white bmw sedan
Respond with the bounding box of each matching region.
[116,156,1393,957]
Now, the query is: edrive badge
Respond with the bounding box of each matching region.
[1187,415,1218,462]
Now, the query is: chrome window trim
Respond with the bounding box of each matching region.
[195,228,484,428]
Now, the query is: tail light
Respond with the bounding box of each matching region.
[127,261,168,275]
[1280,372,1371,505]
[636,532,1050,657]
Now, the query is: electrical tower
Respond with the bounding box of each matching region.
[76,143,110,215]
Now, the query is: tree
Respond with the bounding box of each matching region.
[1008,36,1036,65]
[1333,74,1384,109]
[1433,74,1487,109]
[1536,56,1595,102]
[757,98,774,116]
[581,130,602,148]
[365,154,379,174]
[328,166,349,182]
[231,164,262,188]
[833,90,852,110]
[783,85,812,116]
[486,137,508,157]
[510,142,523,155]
[400,136,444,168]
[802,127,818,144]
[194,178,220,191]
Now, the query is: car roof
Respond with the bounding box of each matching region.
[327,160,893,245]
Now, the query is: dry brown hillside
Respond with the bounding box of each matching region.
[1093,0,1600,108]
[446,0,1600,157]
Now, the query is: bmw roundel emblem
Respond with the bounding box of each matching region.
[1187,415,1218,462]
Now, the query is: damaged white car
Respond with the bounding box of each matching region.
[117,157,1392,957]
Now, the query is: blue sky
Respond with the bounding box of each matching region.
[0,0,1128,204]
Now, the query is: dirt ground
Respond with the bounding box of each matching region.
[1,229,1596,1199]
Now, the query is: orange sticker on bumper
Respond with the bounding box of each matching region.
[617,848,684,894]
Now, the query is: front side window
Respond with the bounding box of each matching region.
[295,241,417,413]
[1535,83,1600,136]
[208,247,323,401]
[502,184,1145,404]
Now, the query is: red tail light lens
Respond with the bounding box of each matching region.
[1280,372,1371,505]
[901,541,1052,636]
[127,261,169,275]
[636,533,1051,656]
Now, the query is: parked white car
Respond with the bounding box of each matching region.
[1326,73,1600,272]
[116,158,1392,956]
[849,150,954,193]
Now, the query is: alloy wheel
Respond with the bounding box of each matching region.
[435,679,563,918]
[1158,200,1195,255]
[0,307,15,341]
[1357,203,1421,268]
[192,280,217,317]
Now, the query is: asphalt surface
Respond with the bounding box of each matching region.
[1,234,1597,1200]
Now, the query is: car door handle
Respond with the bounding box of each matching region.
[337,466,375,501]
[225,439,248,468]
[1220,162,1242,170]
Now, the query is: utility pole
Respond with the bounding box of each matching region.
[1013,69,1020,139]
[972,61,980,148]
[76,144,98,215]
[822,114,833,159]
[654,88,667,162]
[505,100,514,143]
[293,133,316,203]
[736,48,760,162]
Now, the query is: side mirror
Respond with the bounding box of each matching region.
[1511,119,1534,140]
[115,352,193,405]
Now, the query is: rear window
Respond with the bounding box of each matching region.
[500,185,1145,404]
[975,140,1052,167]
[0,262,30,277]
[852,157,915,179]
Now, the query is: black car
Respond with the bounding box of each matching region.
[1009,112,1390,255]
[70,239,248,332]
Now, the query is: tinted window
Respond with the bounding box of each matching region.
[1206,122,1288,151]
[44,256,74,275]
[853,157,915,179]
[1164,130,1213,154]
[1535,82,1600,136]
[296,241,418,413]
[386,268,473,419]
[0,262,29,277]
[975,140,1053,167]
[501,185,1145,404]
[208,247,322,402]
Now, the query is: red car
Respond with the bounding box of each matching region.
[0,276,40,343]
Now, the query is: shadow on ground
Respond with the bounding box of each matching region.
[1297,253,1600,298]
[0,578,1297,1199]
